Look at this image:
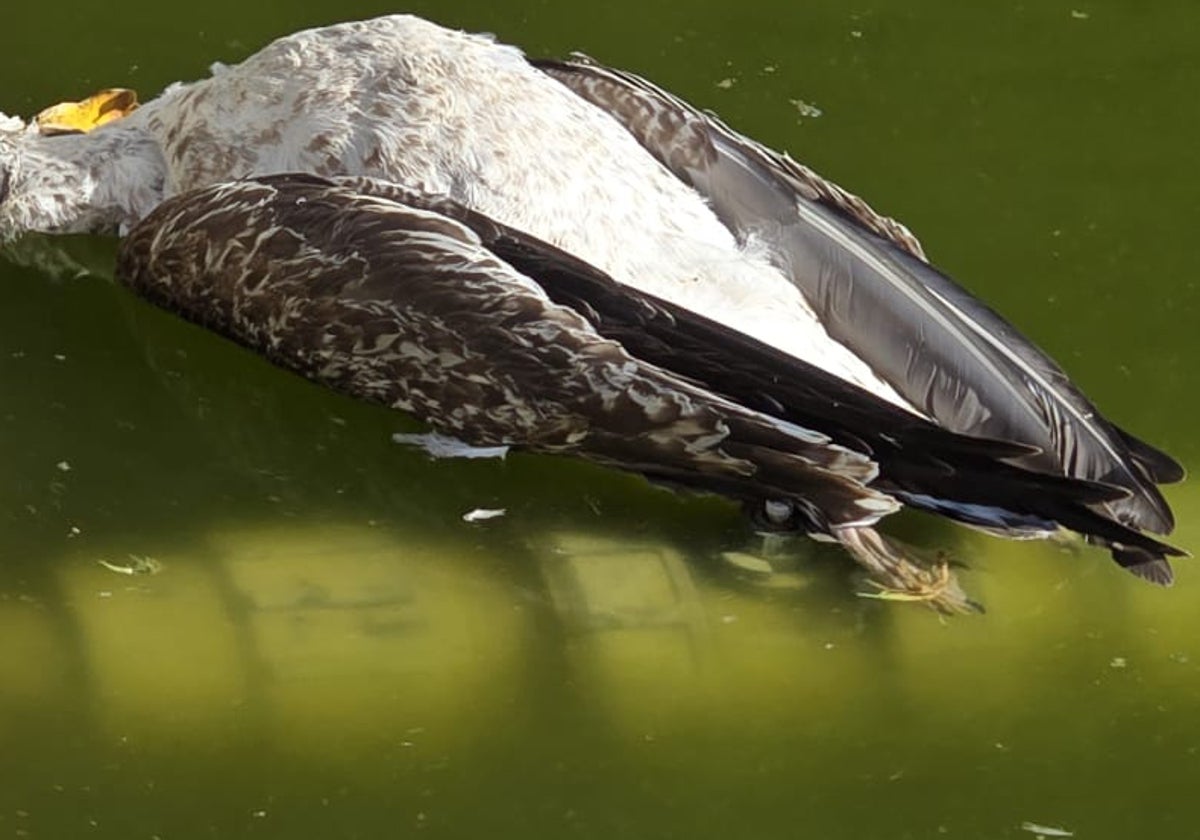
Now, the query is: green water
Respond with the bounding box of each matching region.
[2,1,1198,838]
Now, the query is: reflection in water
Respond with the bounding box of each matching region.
[7,481,1200,836]
[51,523,532,754]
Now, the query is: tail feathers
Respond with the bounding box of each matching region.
[534,60,1179,540]
[576,378,907,532]
[721,439,899,528]
[1126,557,1176,586]
[586,419,899,533]
[1100,540,1187,587]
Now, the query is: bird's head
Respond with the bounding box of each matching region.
[0,106,166,244]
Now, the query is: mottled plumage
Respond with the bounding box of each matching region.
[117,177,897,533]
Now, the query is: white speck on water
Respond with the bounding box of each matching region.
[790,99,824,120]
[850,30,863,38]
[1110,656,1128,669]
[462,507,506,523]
[1070,10,1090,19]
[53,354,66,362]
[716,77,736,89]
[56,461,71,472]
[1020,821,1074,837]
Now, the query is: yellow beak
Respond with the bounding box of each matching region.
[35,88,140,135]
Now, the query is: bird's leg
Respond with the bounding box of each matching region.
[835,526,982,614]
[34,88,139,136]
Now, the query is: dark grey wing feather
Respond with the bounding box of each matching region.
[1111,424,1185,484]
[535,56,1182,538]
[115,176,897,532]
[533,55,929,261]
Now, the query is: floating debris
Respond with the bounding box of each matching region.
[393,431,508,460]
[97,555,164,576]
[1070,10,1090,20]
[789,99,824,120]
[1110,656,1128,669]
[720,550,773,575]
[56,460,71,472]
[1020,821,1073,838]
[716,77,736,90]
[462,507,507,523]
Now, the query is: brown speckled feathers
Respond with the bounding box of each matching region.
[117,176,901,533]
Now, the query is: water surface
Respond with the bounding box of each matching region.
[2,1,1198,838]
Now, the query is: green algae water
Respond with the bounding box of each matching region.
[2,1,1199,837]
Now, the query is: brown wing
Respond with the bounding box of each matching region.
[116,175,899,532]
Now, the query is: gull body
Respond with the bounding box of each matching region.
[0,15,1183,600]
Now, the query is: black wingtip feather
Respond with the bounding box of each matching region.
[1123,557,1176,587]
[1112,425,1186,485]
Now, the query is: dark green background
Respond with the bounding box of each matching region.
[1,1,1197,838]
